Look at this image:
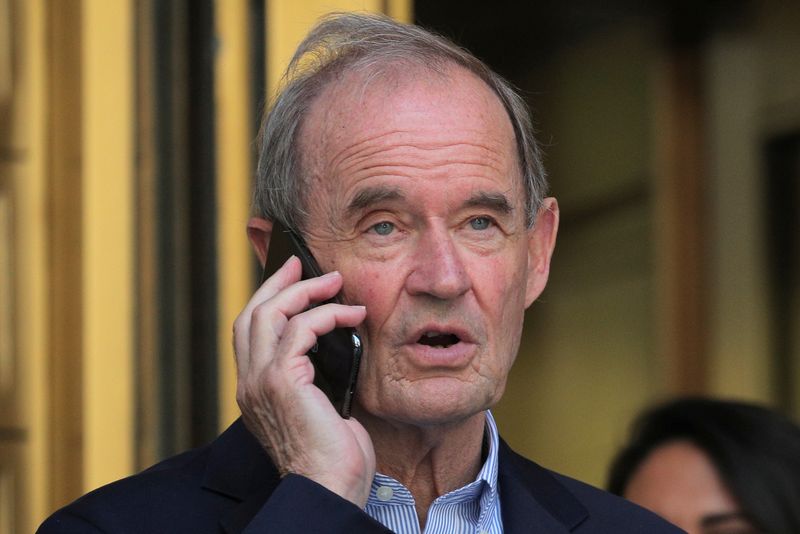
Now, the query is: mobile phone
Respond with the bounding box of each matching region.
[261,220,363,418]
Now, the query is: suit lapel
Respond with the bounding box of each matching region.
[200,419,282,533]
[498,438,589,533]
[218,485,279,534]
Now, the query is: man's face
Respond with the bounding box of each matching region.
[294,66,557,427]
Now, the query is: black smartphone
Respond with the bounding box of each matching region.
[261,220,363,419]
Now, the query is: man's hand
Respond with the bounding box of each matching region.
[233,255,374,507]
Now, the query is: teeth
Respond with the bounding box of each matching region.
[418,331,460,349]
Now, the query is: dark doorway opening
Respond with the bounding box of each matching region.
[765,131,800,411]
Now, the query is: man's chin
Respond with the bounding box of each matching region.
[359,378,495,428]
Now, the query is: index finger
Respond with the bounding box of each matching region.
[233,255,302,373]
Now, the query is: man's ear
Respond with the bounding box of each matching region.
[525,197,559,308]
[247,217,273,267]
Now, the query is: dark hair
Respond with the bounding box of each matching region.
[607,397,800,533]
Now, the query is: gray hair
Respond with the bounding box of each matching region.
[254,12,548,231]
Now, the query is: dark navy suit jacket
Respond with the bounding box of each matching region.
[38,419,683,533]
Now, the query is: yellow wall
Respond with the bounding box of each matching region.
[6,0,135,529]
[215,0,258,429]
[80,0,135,492]
[5,2,48,532]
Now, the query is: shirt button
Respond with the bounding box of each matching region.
[376,486,394,501]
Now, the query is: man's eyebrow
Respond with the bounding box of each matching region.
[345,186,406,216]
[462,191,514,214]
[344,187,514,217]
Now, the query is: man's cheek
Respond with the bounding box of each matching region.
[345,275,394,331]
[350,265,398,305]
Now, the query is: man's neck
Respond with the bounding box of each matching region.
[359,411,487,527]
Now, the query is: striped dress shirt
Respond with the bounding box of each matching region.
[364,410,503,534]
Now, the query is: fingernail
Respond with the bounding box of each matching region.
[321,270,340,279]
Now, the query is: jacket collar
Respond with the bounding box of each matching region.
[204,419,589,533]
[498,438,589,532]
[201,419,281,533]
[201,418,278,500]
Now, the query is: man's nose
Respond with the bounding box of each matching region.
[405,228,471,300]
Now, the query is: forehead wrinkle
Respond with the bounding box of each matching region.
[334,140,513,180]
[308,71,518,173]
[324,129,410,175]
[302,64,524,230]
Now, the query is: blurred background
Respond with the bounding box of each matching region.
[1,0,798,531]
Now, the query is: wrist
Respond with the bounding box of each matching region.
[304,470,372,508]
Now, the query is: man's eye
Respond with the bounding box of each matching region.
[371,221,395,236]
[469,217,492,230]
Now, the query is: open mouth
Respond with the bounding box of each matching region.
[417,331,460,349]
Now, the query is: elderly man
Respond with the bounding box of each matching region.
[39,14,681,534]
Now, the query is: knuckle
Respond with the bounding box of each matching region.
[232,314,247,342]
[235,386,253,412]
[286,312,308,330]
[287,308,327,333]
[284,316,317,347]
[235,386,247,407]
[232,320,244,344]
[250,302,273,323]
[251,302,289,337]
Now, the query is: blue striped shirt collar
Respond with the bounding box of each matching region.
[365,410,502,533]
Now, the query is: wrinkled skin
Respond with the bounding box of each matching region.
[234,65,559,513]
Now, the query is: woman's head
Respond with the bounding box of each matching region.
[608,397,800,533]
